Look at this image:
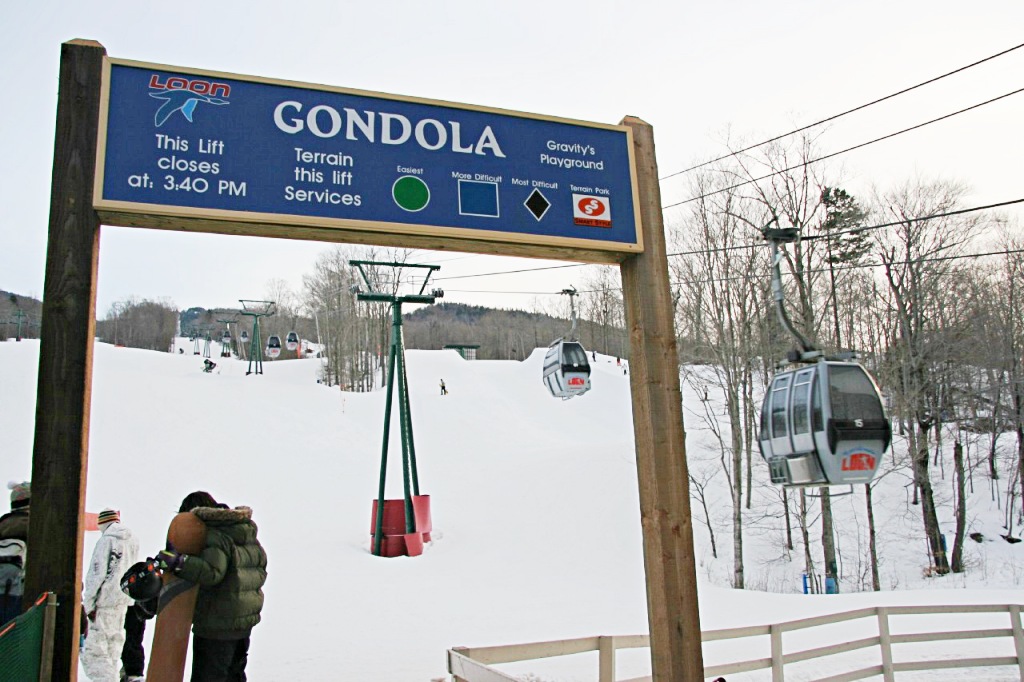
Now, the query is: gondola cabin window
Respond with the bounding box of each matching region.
[791,370,813,436]
[828,365,886,421]
[562,343,589,371]
[770,375,790,438]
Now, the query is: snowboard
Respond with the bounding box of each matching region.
[146,511,207,682]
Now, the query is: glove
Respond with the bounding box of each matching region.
[157,549,185,572]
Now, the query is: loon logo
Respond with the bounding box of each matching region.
[148,74,231,127]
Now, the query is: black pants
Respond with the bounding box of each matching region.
[191,635,250,682]
[121,603,149,676]
[0,594,21,626]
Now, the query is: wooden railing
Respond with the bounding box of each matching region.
[447,603,1024,682]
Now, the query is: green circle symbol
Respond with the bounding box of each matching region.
[392,175,430,212]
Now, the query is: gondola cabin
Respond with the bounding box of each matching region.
[266,335,282,359]
[758,360,891,487]
[220,330,232,357]
[285,331,299,351]
[542,340,591,399]
[240,330,249,342]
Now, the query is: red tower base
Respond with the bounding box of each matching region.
[370,495,432,557]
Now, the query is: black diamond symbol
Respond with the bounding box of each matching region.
[524,189,551,221]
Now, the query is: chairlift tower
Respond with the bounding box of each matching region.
[11,309,28,342]
[238,300,276,375]
[351,260,443,557]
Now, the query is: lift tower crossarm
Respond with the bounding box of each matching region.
[350,261,442,297]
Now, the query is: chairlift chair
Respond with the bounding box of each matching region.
[542,339,592,399]
[285,331,299,351]
[266,335,282,359]
[757,222,891,488]
[541,286,592,400]
[758,359,891,487]
[220,329,232,358]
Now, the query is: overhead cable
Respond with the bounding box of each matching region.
[434,262,584,282]
[666,198,1024,257]
[427,199,1021,287]
[659,41,1024,180]
[663,86,1024,210]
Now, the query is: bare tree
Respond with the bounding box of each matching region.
[871,177,986,574]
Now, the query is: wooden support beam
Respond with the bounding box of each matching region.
[618,116,704,681]
[25,38,106,682]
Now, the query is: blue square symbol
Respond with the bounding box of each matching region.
[458,180,500,218]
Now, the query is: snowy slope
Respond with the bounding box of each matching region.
[0,339,1021,681]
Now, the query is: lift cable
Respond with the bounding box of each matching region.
[416,198,1021,285]
[662,86,1024,210]
[665,197,1024,257]
[659,41,1024,181]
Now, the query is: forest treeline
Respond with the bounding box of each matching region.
[667,132,1023,592]
[0,291,42,341]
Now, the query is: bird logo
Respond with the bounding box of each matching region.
[150,89,229,127]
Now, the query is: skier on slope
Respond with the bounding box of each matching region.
[82,509,138,682]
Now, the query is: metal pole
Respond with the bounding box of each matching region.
[373,321,400,556]
[393,302,416,532]
[768,239,816,354]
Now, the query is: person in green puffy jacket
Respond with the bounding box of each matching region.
[160,491,268,682]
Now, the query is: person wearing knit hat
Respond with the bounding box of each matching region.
[8,481,29,510]
[82,508,138,682]
[0,481,30,542]
[0,481,31,626]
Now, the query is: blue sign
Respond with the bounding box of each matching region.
[95,60,642,254]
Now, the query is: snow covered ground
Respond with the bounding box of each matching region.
[1,338,1021,680]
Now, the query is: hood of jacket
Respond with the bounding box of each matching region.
[193,506,252,525]
[193,506,257,543]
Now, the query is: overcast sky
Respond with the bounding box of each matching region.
[2,1,1022,317]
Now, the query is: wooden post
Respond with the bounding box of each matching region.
[770,624,784,682]
[1010,605,1024,679]
[877,607,895,681]
[618,116,704,681]
[597,635,615,682]
[25,39,105,682]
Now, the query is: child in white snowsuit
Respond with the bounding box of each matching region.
[82,509,138,682]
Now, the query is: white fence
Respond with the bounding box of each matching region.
[447,603,1024,681]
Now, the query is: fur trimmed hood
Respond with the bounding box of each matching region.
[192,505,253,525]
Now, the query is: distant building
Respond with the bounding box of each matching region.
[444,343,480,360]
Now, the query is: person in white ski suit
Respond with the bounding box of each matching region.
[82,509,138,682]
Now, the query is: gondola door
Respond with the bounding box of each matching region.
[789,368,816,455]
[768,373,792,458]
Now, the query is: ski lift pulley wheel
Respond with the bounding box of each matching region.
[758,359,891,487]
